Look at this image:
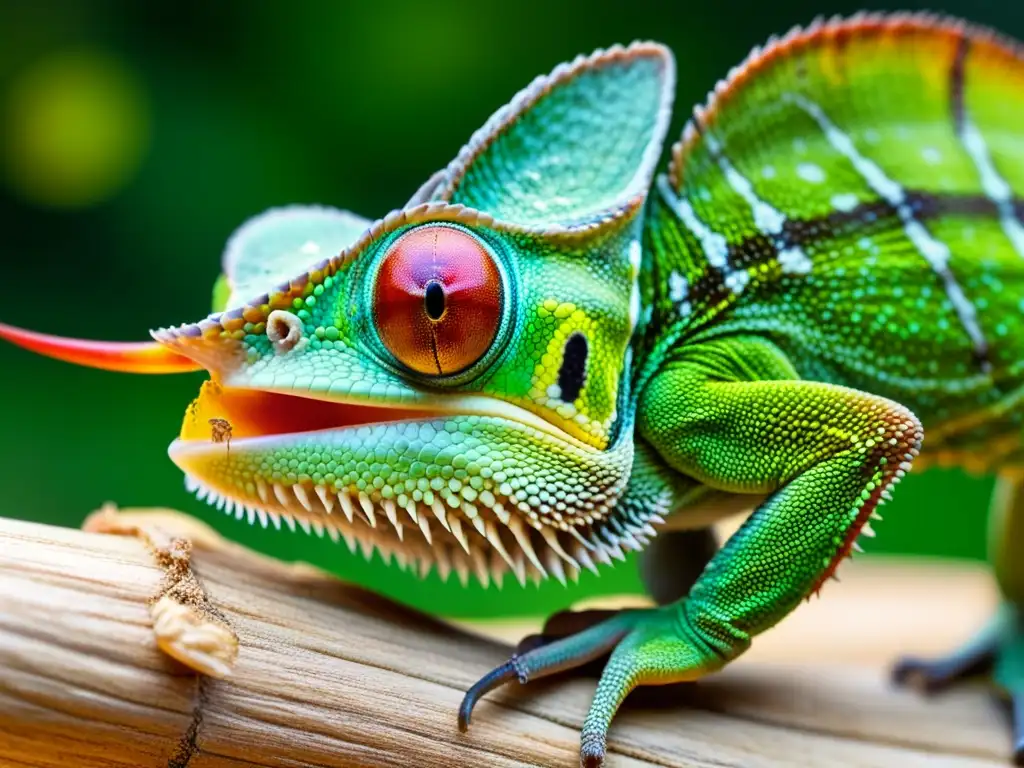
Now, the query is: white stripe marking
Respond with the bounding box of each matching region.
[788,94,989,368]
[657,177,728,268]
[960,116,1024,259]
[706,133,812,280]
[831,193,859,213]
[724,271,750,293]
[668,270,688,302]
[706,134,787,235]
[778,247,813,274]
[657,175,747,300]
[668,271,692,317]
[627,238,643,274]
[797,162,826,183]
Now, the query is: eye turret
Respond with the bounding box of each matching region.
[372,225,503,377]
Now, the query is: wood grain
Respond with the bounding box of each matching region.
[0,509,1010,767]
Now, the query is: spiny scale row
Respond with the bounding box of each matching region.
[822,432,921,587]
[669,11,1019,190]
[440,40,673,239]
[184,474,668,588]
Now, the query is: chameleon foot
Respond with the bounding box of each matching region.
[460,606,726,767]
[891,617,998,693]
[893,608,1024,763]
[459,610,641,733]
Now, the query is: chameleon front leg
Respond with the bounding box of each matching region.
[507,528,718,668]
[891,613,1002,693]
[461,337,923,767]
[509,528,717,656]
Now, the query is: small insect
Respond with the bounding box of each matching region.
[208,418,232,454]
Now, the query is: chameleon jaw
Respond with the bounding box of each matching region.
[170,382,650,588]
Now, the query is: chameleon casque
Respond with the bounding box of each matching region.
[6,11,1024,767]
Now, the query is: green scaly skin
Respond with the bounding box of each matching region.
[7,12,1024,767]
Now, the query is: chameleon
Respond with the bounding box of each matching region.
[3,11,1024,766]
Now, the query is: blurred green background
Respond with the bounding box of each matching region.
[0,0,1019,618]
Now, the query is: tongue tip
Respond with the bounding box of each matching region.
[0,320,202,374]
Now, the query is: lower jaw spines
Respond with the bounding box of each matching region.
[183,474,669,588]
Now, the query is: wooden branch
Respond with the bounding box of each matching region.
[0,507,1012,767]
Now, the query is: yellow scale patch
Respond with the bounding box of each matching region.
[526,298,612,447]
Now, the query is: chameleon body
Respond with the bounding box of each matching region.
[5,13,1024,767]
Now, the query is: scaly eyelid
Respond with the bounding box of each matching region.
[360,222,519,389]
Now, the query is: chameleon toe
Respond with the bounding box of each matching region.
[513,609,628,655]
[459,612,640,740]
[579,735,606,768]
[891,649,996,693]
[897,608,1024,763]
[514,633,549,656]
[458,660,518,732]
[461,608,729,766]
[519,609,630,676]
[892,612,1001,693]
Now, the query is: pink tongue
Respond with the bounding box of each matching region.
[0,321,202,374]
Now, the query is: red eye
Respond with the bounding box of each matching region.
[373,226,503,376]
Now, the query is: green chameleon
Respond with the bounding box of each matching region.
[5,11,1024,767]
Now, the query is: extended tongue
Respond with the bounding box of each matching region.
[0,321,202,374]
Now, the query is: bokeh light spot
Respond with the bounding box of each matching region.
[2,49,150,208]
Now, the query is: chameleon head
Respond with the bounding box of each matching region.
[0,42,676,586]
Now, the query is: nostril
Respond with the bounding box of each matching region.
[266,310,303,353]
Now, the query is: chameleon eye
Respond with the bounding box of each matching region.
[373,225,503,377]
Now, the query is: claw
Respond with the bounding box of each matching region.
[459,611,637,744]
[459,607,730,768]
[458,660,519,732]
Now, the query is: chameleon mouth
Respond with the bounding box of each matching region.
[0,322,661,588]
[169,381,663,588]
[174,380,436,442]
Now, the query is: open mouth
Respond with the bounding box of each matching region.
[170,380,533,586]
[0,307,656,591]
[175,380,439,444]
[168,379,657,589]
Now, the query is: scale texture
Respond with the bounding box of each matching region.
[3,12,1024,768]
